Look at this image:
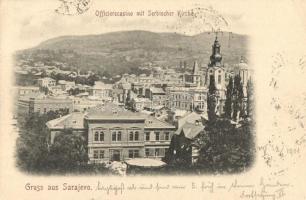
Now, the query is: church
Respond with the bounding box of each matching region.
[185,35,251,116]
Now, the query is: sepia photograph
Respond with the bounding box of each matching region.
[13,13,254,176]
[1,0,306,199]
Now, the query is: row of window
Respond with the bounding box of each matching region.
[37,107,70,113]
[94,131,138,142]
[172,94,190,100]
[171,101,191,109]
[145,132,170,141]
[94,131,171,142]
[92,148,169,159]
[145,148,168,157]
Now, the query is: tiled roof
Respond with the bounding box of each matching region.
[175,122,204,139]
[46,112,85,129]
[144,116,175,129]
[178,112,207,128]
[85,103,146,120]
[46,105,175,130]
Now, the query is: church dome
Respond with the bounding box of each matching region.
[213,53,222,61]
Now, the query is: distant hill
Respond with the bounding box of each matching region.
[16,30,249,76]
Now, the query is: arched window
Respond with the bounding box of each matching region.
[112,132,116,141]
[94,131,99,141]
[129,132,134,141]
[99,132,104,141]
[135,131,139,141]
[117,131,122,141]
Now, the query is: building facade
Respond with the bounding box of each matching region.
[166,86,208,113]
[14,86,40,96]
[37,77,56,88]
[46,103,176,163]
[28,97,73,114]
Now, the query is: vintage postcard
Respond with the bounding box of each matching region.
[0,0,306,199]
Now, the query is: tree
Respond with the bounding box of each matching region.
[16,110,70,173]
[197,119,254,173]
[207,76,217,123]
[232,75,244,122]
[224,76,233,119]
[87,74,100,86]
[47,129,88,171]
[68,87,81,96]
[17,112,54,173]
[246,79,254,119]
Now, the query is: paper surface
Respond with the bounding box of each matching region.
[0,0,306,199]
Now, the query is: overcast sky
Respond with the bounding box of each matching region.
[0,0,276,50]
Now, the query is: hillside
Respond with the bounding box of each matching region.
[16,30,249,76]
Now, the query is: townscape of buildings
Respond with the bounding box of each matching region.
[15,36,252,165]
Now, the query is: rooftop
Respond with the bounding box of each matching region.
[46,112,85,129]
[46,104,175,130]
[175,122,204,140]
[145,116,175,129]
[178,112,207,128]
[92,81,113,90]
[150,87,165,94]
[85,102,146,120]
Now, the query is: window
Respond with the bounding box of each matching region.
[155,132,160,141]
[145,132,150,141]
[134,131,139,141]
[134,150,139,158]
[94,131,104,142]
[155,148,160,156]
[99,132,104,141]
[112,131,122,141]
[99,150,104,159]
[94,132,99,141]
[112,132,116,141]
[129,131,140,141]
[129,132,134,141]
[93,150,104,159]
[129,150,139,158]
[93,150,98,159]
[145,149,150,157]
[117,131,122,141]
[165,132,170,141]
[218,75,221,84]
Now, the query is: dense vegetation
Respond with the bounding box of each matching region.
[164,76,255,174]
[16,110,108,174]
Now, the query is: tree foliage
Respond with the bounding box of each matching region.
[224,76,233,119]
[47,129,88,172]
[207,75,217,123]
[246,79,254,119]
[232,75,244,121]
[196,119,255,173]
[16,111,89,174]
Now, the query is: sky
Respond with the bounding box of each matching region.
[3,0,253,50]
